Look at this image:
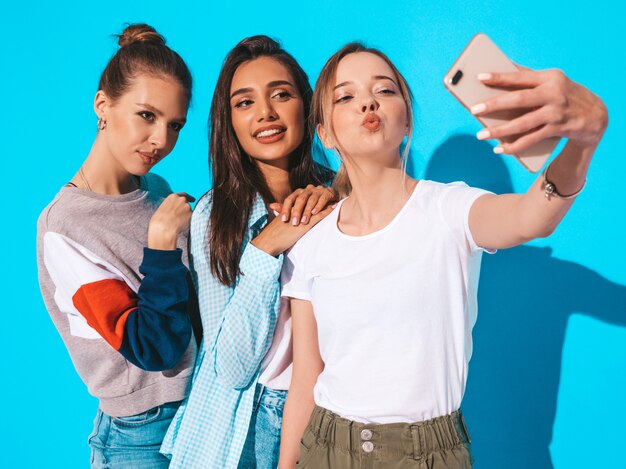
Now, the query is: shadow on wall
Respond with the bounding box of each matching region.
[421,134,626,469]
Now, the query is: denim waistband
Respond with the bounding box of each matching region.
[254,383,288,410]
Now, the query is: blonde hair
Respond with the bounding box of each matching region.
[311,43,414,198]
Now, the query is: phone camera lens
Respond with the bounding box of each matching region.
[451,70,463,85]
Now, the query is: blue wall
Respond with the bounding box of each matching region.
[3,1,624,467]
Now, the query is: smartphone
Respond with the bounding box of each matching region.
[443,33,559,173]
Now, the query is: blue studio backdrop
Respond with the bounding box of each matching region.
[3,1,625,467]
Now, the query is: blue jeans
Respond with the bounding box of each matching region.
[238,384,288,469]
[88,401,181,468]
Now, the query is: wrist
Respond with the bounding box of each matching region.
[277,452,297,469]
[251,233,281,257]
[575,96,608,150]
[542,161,586,200]
[148,224,178,250]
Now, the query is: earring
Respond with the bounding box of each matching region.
[97,117,107,130]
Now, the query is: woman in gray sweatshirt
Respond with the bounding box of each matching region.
[36,23,199,468]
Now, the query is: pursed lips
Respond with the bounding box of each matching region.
[362,112,381,131]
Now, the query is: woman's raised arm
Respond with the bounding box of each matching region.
[468,68,608,250]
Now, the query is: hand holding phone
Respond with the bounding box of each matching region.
[444,33,560,173]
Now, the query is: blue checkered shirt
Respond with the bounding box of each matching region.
[161,191,283,468]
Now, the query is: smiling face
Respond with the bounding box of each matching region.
[321,52,409,160]
[95,74,188,176]
[229,56,305,170]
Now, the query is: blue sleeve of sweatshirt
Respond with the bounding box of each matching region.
[120,248,193,371]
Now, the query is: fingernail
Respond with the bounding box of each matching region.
[471,103,486,115]
[301,216,308,224]
[292,217,299,225]
[478,73,492,81]
[332,203,338,208]
[476,129,490,140]
[281,214,287,222]
[493,146,504,154]
[311,208,318,214]
[272,210,280,217]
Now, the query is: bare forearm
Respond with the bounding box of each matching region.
[546,140,595,197]
[516,140,595,238]
[470,66,608,249]
[278,387,316,468]
[251,230,282,257]
[280,299,323,467]
[472,141,599,248]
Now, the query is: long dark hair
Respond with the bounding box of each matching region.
[209,35,332,286]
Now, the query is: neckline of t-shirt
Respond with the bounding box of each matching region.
[334,180,425,241]
[60,175,147,202]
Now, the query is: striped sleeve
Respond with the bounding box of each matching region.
[43,232,192,371]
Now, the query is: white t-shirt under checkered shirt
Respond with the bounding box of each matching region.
[281,180,493,424]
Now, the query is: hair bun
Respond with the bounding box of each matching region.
[117,23,165,48]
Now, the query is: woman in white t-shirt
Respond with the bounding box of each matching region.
[278,43,607,468]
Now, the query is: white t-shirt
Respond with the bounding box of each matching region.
[257,297,292,390]
[281,180,492,424]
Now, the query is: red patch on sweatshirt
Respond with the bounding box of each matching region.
[72,279,138,350]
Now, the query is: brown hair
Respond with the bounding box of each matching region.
[312,43,414,197]
[98,23,192,103]
[208,35,333,286]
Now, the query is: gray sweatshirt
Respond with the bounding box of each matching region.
[37,173,197,417]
